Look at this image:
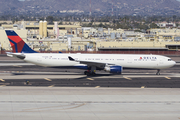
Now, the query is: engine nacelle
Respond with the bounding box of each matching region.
[104,66,123,74]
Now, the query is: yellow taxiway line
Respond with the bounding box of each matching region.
[87,78,94,81]
[0,79,5,82]
[95,86,100,88]
[44,78,52,81]
[165,77,171,80]
[48,85,54,87]
[124,77,132,80]
[141,86,145,89]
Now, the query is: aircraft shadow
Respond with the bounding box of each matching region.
[75,73,121,80]
[12,73,83,75]
[11,72,118,77]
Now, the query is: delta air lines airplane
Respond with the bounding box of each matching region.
[5,30,176,75]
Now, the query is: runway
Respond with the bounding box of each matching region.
[0,87,180,120]
[0,55,180,120]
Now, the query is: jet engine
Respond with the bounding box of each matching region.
[104,65,123,74]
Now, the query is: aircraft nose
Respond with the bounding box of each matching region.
[173,61,176,66]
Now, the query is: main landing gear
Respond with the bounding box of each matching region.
[156,69,160,75]
[84,66,96,76]
[84,70,96,76]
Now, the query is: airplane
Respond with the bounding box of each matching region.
[5,30,176,76]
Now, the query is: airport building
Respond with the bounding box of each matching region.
[0,21,180,53]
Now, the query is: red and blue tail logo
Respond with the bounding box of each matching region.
[5,30,37,53]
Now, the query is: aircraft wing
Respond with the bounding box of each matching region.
[68,56,115,68]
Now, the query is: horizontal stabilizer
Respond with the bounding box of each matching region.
[7,53,26,60]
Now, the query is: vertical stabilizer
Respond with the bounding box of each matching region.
[5,30,37,53]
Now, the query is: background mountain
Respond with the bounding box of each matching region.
[0,0,180,16]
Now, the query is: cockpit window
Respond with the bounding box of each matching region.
[168,59,172,61]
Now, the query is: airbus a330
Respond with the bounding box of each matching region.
[5,30,176,75]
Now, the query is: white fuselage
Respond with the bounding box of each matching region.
[22,53,176,70]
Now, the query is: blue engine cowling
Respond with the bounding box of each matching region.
[105,66,123,74]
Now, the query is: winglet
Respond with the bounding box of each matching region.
[68,56,75,61]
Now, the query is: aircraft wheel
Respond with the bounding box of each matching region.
[84,71,87,75]
[156,70,160,75]
[92,72,96,76]
[156,73,160,75]
[87,72,91,76]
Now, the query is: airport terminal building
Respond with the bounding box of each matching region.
[1,21,180,55]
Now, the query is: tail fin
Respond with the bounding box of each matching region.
[5,30,37,53]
